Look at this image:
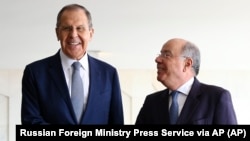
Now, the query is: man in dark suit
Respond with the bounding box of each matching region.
[135,38,237,124]
[21,4,124,124]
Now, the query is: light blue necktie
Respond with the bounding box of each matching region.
[71,61,84,123]
[169,90,179,124]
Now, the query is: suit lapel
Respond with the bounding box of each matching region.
[177,78,201,124]
[82,56,102,115]
[48,51,72,106]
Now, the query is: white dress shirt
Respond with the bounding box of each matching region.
[169,77,194,116]
[60,49,89,111]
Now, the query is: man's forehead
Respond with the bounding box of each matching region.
[163,39,186,49]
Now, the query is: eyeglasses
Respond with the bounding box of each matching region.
[157,52,188,59]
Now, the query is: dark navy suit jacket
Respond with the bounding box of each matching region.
[21,50,124,124]
[135,77,237,124]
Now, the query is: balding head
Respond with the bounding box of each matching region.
[155,38,200,90]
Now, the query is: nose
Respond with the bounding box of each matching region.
[69,28,78,38]
[155,56,162,63]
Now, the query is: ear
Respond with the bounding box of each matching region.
[183,58,192,72]
[55,28,60,41]
[185,57,193,68]
[184,57,193,71]
[89,28,94,40]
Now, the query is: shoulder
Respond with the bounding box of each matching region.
[194,77,230,94]
[196,82,233,103]
[24,51,59,71]
[200,82,230,94]
[27,55,56,68]
[88,55,117,70]
[145,89,168,100]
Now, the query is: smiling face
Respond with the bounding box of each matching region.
[56,8,94,60]
[155,38,193,90]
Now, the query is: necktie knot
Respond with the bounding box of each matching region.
[72,61,81,70]
[171,90,178,101]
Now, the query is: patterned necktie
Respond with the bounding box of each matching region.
[71,61,84,123]
[169,90,179,124]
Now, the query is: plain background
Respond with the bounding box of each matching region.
[1,1,250,141]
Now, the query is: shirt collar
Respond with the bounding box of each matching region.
[60,49,89,71]
[177,77,194,95]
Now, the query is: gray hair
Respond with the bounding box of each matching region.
[181,41,201,75]
[56,4,93,28]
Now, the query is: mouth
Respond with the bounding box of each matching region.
[157,66,166,74]
[157,65,164,70]
[68,42,81,46]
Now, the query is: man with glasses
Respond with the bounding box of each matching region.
[135,38,237,125]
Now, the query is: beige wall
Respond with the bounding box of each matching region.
[0,69,249,141]
[119,69,250,125]
[0,70,22,141]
